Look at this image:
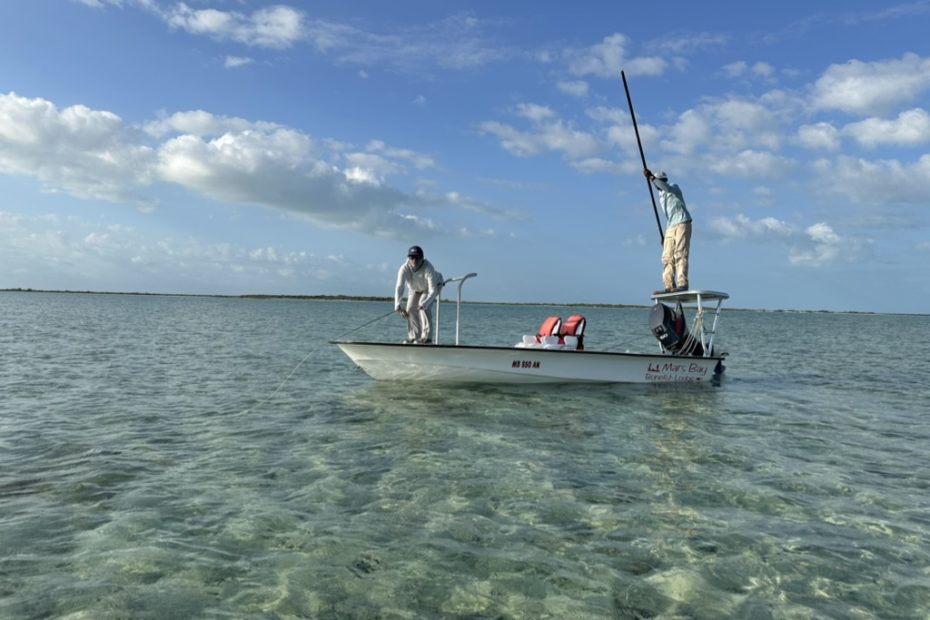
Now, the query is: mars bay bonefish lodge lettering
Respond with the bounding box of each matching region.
[645,360,710,382]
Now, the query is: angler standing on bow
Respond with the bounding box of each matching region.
[644,169,692,294]
[394,245,443,344]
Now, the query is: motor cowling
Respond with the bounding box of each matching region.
[649,303,686,351]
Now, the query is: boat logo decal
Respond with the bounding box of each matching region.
[645,361,708,382]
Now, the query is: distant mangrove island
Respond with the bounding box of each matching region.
[0,287,902,315]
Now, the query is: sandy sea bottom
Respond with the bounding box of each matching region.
[1,293,929,618]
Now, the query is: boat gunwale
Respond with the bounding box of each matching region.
[330,340,726,361]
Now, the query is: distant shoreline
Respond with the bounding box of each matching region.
[0,287,912,315]
[0,287,390,303]
[0,287,640,308]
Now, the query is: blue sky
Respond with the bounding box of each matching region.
[1,1,929,313]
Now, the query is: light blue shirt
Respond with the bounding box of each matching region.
[653,178,692,227]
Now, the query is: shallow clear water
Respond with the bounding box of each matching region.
[1,292,928,619]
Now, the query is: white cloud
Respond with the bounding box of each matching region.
[708,214,795,240]
[224,56,254,69]
[153,127,434,235]
[810,53,930,116]
[713,99,784,149]
[842,108,930,148]
[723,61,748,78]
[568,33,627,78]
[306,13,514,73]
[0,94,461,238]
[164,4,304,49]
[662,95,795,157]
[813,153,930,205]
[708,214,851,267]
[707,150,796,178]
[789,222,847,266]
[649,32,728,55]
[479,105,600,160]
[566,33,666,79]
[557,80,589,98]
[797,122,841,151]
[144,110,268,138]
[623,56,666,76]
[0,92,155,206]
[664,110,711,155]
[343,152,401,185]
[585,106,627,126]
[515,103,555,122]
[80,3,515,75]
[365,140,435,170]
[0,209,379,291]
[752,62,775,78]
[571,157,625,175]
[723,60,774,79]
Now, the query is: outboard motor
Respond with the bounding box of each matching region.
[650,303,686,352]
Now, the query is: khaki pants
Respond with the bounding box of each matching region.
[405,291,434,343]
[662,221,692,290]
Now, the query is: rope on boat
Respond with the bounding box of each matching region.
[677,307,705,356]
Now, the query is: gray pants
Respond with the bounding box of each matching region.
[405,292,434,343]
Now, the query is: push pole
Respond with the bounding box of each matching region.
[621,70,664,245]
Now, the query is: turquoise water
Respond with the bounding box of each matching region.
[1,291,929,619]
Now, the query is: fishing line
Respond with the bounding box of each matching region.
[333,309,398,340]
[244,308,397,413]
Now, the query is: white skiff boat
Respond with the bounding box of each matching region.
[333,274,728,384]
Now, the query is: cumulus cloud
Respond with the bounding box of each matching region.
[660,95,798,160]
[707,150,796,178]
[479,104,600,159]
[152,125,432,235]
[842,108,930,148]
[164,4,304,49]
[664,110,711,155]
[797,122,841,151]
[789,222,848,266]
[365,139,435,170]
[224,55,254,69]
[723,60,775,79]
[810,53,930,116]
[515,103,556,123]
[708,214,795,240]
[566,33,665,78]
[0,92,155,206]
[812,153,930,205]
[144,109,270,138]
[708,214,852,267]
[0,93,484,238]
[557,80,589,98]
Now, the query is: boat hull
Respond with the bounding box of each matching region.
[333,341,723,384]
